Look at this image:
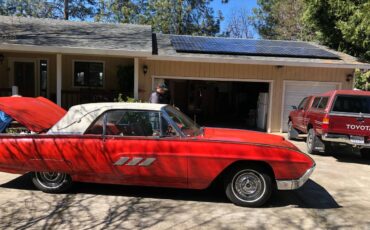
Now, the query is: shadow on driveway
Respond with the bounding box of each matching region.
[270,179,341,209]
[1,174,340,209]
[292,137,370,165]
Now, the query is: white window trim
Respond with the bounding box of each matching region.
[39,58,50,99]
[152,75,274,133]
[72,60,106,88]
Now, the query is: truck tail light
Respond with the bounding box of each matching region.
[322,115,330,131]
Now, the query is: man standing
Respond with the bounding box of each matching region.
[149,83,171,104]
[0,111,12,133]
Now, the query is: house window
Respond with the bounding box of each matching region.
[74,61,104,87]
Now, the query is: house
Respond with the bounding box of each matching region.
[0,16,369,133]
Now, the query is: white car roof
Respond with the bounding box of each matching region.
[48,102,167,135]
[71,102,166,111]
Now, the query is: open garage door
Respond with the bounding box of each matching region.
[281,81,340,132]
[154,77,272,132]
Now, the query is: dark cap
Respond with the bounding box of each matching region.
[157,83,168,90]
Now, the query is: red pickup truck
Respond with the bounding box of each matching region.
[288,90,370,158]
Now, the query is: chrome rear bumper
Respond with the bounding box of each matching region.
[276,164,316,190]
[322,134,370,148]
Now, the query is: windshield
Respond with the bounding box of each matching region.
[164,106,201,137]
[331,95,370,114]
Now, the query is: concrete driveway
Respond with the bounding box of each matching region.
[0,136,369,230]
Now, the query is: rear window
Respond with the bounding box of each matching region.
[332,95,370,114]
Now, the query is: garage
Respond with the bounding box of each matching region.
[154,77,272,132]
[281,81,341,132]
[140,34,369,133]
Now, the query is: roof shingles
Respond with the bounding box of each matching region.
[0,16,152,53]
[0,16,368,69]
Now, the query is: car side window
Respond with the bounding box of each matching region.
[298,97,308,110]
[311,97,321,108]
[85,110,179,137]
[85,114,105,135]
[317,97,329,110]
[161,116,179,137]
[106,110,158,136]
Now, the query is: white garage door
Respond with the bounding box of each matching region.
[282,81,340,132]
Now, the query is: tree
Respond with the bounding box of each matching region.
[0,0,96,20]
[303,0,369,90]
[355,70,370,91]
[251,0,313,40]
[95,0,143,23]
[303,0,370,62]
[0,0,55,18]
[95,0,222,36]
[224,8,254,39]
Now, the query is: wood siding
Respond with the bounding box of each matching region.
[0,52,354,132]
[0,52,133,96]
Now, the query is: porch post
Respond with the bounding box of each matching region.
[134,57,139,100]
[56,54,62,106]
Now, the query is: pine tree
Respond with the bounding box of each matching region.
[252,0,312,40]
[0,0,96,20]
[95,0,221,36]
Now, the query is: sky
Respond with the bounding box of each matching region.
[210,0,258,34]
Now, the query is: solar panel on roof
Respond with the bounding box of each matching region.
[170,35,340,59]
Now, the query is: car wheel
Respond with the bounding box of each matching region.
[306,128,319,154]
[32,172,72,193]
[225,166,272,207]
[360,149,370,160]
[287,121,297,140]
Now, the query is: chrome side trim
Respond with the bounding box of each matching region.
[276,164,316,190]
[322,134,370,147]
[138,157,156,166]
[329,112,370,118]
[113,157,130,166]
[126,157,144,166]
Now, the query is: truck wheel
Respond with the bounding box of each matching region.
[32,172,72,193]
[287,121,298,140]
[360,149,370,160]
[224,166,272,207]
[307,128,319,154]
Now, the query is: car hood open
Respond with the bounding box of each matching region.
[0,97,66,133]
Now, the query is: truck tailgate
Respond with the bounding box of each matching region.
[329,113,370,137]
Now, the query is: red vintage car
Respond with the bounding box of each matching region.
[0,97,315,207]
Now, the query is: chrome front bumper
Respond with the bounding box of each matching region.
[276,164,316,190]
[322,134,370,148]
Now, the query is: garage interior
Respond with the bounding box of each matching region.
[164,79,270,131]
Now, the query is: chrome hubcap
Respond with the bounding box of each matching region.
[35,172,66,189]
[307,133,313,148]
[232,170,266,202]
